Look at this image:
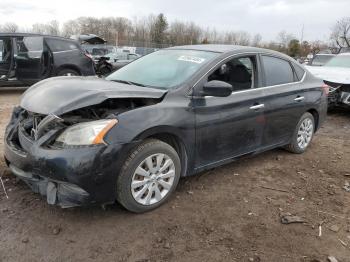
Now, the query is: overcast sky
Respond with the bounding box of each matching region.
[0,0,349,41]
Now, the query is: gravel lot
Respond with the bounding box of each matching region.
[0,88,350,262]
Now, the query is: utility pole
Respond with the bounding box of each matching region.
[300,24,304,44]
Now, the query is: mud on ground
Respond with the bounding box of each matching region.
[0,89,350,262]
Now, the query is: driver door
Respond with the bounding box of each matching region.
[193,55,266,169]
[15,36,44,81]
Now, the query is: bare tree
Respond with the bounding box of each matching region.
[32,20,60,35]
[251,33,262,47]
[2,22,18,33]
[330,17,350,47]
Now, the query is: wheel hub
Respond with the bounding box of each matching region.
[131,153,176,206]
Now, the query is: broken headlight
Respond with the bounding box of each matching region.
[55,119,117,146]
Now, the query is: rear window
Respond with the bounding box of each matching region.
[46,38,79,52]
[262,55,295,86]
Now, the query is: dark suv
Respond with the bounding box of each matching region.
[0,33,95,85]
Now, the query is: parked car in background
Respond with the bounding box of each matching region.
[4,45,327,212]
[95,52,141,75]
[105,52,140,69]
[306,53,350,108]
[0,33,95,85]
[308,54,335,66]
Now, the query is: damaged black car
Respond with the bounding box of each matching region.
[4,45,328,213]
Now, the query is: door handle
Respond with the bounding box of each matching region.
[249,104,265,110]
[294,96,305,102]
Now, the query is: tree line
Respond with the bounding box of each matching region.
[1,14,349,57]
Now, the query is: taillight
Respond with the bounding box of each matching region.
[321,84,330,96]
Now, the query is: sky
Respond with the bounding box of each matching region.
[0,0,349,42]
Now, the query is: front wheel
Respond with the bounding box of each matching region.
[116,139,181,213]
[285,112,315,154]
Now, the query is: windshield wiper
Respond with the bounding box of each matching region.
[111,79,147,87]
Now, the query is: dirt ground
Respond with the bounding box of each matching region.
[0,88,350,262]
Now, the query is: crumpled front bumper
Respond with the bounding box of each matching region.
[8,164,89,208]
[3,108,133,208]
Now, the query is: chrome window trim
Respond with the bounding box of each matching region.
[190,51,307,97]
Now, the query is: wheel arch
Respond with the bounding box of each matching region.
[133,127,189,177]
[306,108,320,131]
[55,64,82,76]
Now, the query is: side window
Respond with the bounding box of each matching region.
[128,54,138,60]
[0,38,12,63]
[208,56,255,92]
[46,38,78,52]
[261,56,295,86]
[292,63,305,81]
[17,37,43,59]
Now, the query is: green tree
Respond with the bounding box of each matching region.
[288,39,301,58]
[151,13,168,45]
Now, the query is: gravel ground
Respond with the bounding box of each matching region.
[0,88,350,262]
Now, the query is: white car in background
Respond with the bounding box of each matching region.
[306,53,350,108]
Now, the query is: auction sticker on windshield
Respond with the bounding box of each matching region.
[178,55,206,64]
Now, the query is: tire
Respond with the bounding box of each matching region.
[285,112,315,154]
[99,66,112,76]
[116,139,181,213]
[57,68,80,76]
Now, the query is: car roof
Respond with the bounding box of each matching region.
[314,53,335,56]
[0,32,76,41]
[167,44,294,60]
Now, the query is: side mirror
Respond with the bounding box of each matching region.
[202,80,233,97]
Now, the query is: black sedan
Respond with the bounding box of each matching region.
[4,45,328,212]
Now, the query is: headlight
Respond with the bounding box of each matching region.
[56,119,118,146]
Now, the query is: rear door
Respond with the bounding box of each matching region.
[194,54,266,169]
[0,36,14,79]
[259,54,307,148]
[15,36,44,81]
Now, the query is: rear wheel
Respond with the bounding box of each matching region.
[57,68,80,76]
[285,112,315,154]
[116,139,181,213]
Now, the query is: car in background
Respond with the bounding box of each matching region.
[104,52,140,69]
[308,54,335,66]
[306,53,350,108]
[95,52,141,75]
[0,33,95,85]
[4,45,327,212]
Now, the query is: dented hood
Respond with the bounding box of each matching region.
[21,76,167,115]
[305,65,350,84]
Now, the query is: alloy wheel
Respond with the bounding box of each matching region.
[297,118,314,149]
[131,153,176,205]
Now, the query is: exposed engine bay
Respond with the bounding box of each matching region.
[8,97,161,145]
[324,80,350,107]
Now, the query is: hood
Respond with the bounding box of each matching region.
[305,65,350,84]
[21,77,167,115]
[70,34,106,44]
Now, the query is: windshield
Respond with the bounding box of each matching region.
[311,55,334,66]
[325,55,350,68]
[106,49,219,89]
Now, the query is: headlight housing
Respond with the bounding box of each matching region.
[55,119,118,146]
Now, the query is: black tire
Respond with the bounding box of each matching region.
[57,68,80,76]
[116,139,181,213]
[99,65,112,76]
[285,112,315,154]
